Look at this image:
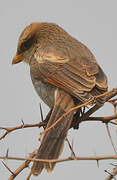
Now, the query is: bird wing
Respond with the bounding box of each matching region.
[32,46,108,103]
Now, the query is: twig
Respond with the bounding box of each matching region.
[108,98,117,103]
[1,155,117,163]
[105,169,117,180]
[108,97,117,134]
[2,161,15,178]
[105,123,117,154]
[65,138,76,157]
[106,88,117,101]
[40,99,94,136]
[110,163,117,167]
[8,150,36,180]
[0,88,116,179]
[110,121,117,125]
[81,115,117,123]
[26,172,32,180]
[0,88,117,141]
[1,115,117,141]
[113,104,117,136]
[0,121,46,140]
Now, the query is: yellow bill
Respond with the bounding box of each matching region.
[12,53,24,64]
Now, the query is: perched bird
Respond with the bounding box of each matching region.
[12,22,108,175]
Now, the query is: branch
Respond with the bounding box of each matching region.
[105,167,117,180]
[41,88,117,136]
[1,155,117,164]
[1,114,117,141]
[0,121,46,140]
[106,88,117,101]
[2,161,16,178]
[65,138,76,158]
[0,87,117,179]
[0,88,117,141]
[8,150,36,180]
[80,114,117,123]
[105,123,117,154]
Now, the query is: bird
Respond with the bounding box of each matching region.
[12,22,108,176]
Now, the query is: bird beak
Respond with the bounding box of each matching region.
[12,53,24,64]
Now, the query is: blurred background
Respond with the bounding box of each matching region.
[0,0,117,179]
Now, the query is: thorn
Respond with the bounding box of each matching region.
[21,119,25,128]
[2,161,16,177]
[104,170,117,180]
[93,148,99,168]
[66,138,76,158]
[39,103,44,122]
[104,169,110,174]
[105,123,117,154]
[96,160,99,168]
[110,163,117,167]
[6,148,9,158]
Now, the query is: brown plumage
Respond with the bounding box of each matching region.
[12,22,108,175]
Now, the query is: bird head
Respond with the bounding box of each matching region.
[12,22,41,65]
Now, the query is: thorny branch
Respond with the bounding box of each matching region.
[65,138,76,157]
[1,155,117,164]
[41,88,117,136]
[0,121,46,140]
[1,87,117,179]
[8,150,37,180]
[2,154,117,179]
[0,115,117,141]
[105,167,117,180]
[105,123,117,154]
[0,88,117,141]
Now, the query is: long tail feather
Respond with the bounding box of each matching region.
[31,89,74,175]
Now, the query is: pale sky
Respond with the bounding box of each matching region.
[0,0,117,179]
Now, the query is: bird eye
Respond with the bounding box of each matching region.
[17,36,35,54]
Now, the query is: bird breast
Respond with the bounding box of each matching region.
[31,74,56,108]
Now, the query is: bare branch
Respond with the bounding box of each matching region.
[80,114,117,124]
[1,87,117,179]
[0,88,116,141]
[41,89,117,136]
[1,155,117,164]
[1,115,117,141]
[65,138,76,158]
[2,161,15,178]
[8,150,36,180]
[26,172,32,180]
[105,169,117,180]
[0,121,46,140]
[106,88,117,101]
[105,123,117,154]
[108,98,117,104]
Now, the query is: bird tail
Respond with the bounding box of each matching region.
[31,89,74,176]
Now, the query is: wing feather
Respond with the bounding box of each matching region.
[32,46,108,104]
